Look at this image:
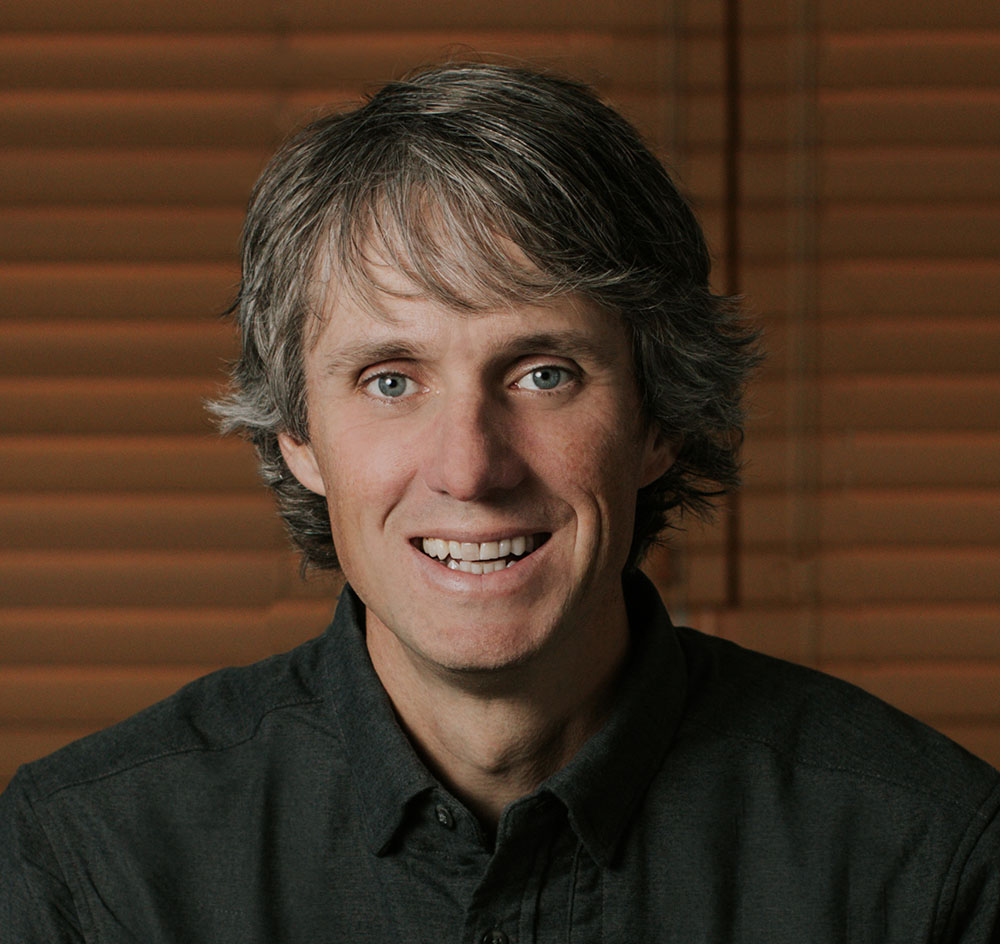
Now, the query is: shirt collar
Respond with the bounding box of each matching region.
[539,570,687,867]
[320,585,437,856]
[320,572,687,865]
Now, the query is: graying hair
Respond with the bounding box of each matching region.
[211,61,761,572]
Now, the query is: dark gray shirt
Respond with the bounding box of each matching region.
[3,575,999,942]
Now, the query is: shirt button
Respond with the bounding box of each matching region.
[481,931,509,944]
[434,804,455,829]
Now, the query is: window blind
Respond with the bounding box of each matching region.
[2,0,997,786]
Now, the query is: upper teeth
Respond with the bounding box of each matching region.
[421,535,534,562]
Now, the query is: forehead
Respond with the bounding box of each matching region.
[305,201,582,338]
[305,246,632,368]
[308,280,631,374]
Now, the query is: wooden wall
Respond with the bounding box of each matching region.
[665,1,1000,767]
[2,0,998,786]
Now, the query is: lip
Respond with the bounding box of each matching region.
[408,530,553,594]
[407,529,549,545]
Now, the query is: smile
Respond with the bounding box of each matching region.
[418,534,548,574]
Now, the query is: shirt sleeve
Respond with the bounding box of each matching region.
[940,782,1000,943]
[0,770,85,943]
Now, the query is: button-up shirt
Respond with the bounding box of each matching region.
[3,575,999,942]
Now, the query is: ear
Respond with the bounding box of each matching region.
[638,425,678,489]
[277,431,327,496]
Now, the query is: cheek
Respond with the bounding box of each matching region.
[318,418,417,521]
[534,409,645,506]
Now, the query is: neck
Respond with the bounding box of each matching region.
[365,606,629,831]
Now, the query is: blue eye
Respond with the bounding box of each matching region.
[520,366,569,391]
[365,373,413,399]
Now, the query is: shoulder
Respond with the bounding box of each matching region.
[674,626,1000,816]
[18,631,331,804]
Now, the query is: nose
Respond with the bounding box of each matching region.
[421,390,526,501]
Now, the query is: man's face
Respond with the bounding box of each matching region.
[280,279,673,680]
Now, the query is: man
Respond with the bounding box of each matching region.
[2,62,998,942]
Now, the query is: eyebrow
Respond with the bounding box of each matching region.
[320,328,620,376]
[320,340,429,375]
[498,330,620,369]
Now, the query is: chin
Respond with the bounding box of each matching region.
[415,619,552,677]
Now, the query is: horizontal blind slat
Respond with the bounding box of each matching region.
[0,436,258,491]
[0,321,235,377]
[0,601,331,665]
[0,494,284,549]
[1,33,691,91]
[0,263,238,321]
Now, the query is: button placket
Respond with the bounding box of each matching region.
[480,929,509,944]
[434,804,455,829]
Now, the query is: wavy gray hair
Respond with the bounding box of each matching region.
[211,61,761,572]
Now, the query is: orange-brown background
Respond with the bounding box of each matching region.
[2,0,998,787]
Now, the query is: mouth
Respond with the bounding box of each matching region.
[414,533,550,574]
